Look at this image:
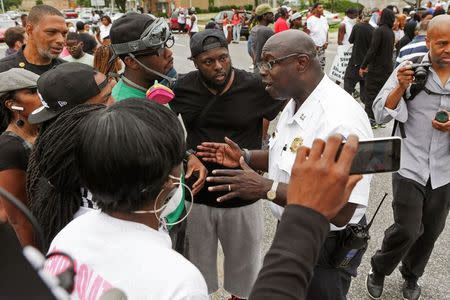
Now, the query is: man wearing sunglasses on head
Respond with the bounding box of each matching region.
[109,12,208,254]
[110,13,177,100]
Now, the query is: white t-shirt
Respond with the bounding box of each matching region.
[178,13,186,24]
[190,14,199,33]
[268,75,373,231]
[341,16,355,45]
[91,14,100,24]
[99,24,112,40]
[46,211,208,300]
[64,53,94,66]
[307,15,329,47]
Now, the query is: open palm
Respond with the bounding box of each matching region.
[196,137,242,168]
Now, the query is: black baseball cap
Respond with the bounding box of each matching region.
[189,29,228,59]
[28,63,107,125]
[110,12,154,52]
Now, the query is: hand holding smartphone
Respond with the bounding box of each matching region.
[337,137,401,175]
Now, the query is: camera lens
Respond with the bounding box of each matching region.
[414,66,428,82]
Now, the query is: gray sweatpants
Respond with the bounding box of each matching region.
[186,201,264,298]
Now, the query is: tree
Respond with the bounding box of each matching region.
[3,0,22,10]
[35,0,43,4]
[76,0,91,7]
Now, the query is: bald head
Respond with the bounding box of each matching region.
[427,14,450,35]
[262,30,317,58]
[426,14,450,68]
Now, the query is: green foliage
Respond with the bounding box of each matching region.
[35,0,43,5]
[76,0,90,7]
[156,12,168,17]
[324,0,364,12]
[3,0,22,10]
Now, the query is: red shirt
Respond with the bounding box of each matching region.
[232,13,241,25]
[274,17,289,33]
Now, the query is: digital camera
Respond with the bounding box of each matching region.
[409,62,431,84]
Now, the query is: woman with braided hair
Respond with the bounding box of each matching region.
[24,62,115,249]
[28,104,106,250]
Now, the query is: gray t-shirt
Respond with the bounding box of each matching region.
[250,25,274,63]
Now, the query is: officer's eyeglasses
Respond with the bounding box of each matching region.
[257,53,303,71]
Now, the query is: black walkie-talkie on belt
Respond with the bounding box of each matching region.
[332,193,388,268]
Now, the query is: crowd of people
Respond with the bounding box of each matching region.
[0,3,449,300]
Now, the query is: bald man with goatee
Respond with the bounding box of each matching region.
[367,14,450,300]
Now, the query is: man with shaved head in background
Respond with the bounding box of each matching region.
[0,5,67,75]
[200,30,372,300]
[367,15,450,300]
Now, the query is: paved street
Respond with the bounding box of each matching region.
[1,30,448,299]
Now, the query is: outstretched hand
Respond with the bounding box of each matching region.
[207,156,271,202]
[197,137,243,168]
[287,134,362,220]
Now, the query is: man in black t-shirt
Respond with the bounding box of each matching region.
[170,30,283,300]
[0,5,67,75]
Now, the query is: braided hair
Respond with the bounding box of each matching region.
[27,104,105,250]
[0,92,14,133]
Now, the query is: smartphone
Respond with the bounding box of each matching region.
[337,137,401,175]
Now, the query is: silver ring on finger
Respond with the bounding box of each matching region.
[228,184,232,192]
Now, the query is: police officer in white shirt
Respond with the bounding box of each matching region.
[197,30,373,300]
[305,3,329,70]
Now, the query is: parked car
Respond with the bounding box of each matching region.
[213,10,252,40]
[6,10,21,20]
[0,19,16,42]
[63,9,78,19]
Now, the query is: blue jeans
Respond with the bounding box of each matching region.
[233,24,241,42]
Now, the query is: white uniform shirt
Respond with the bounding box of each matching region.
[268,75,373,231]
[47,211,208,300]
[307,15,329,47]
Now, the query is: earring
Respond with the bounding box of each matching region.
[16,119,25,127]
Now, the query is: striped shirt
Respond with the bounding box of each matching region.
[395,35,428,67]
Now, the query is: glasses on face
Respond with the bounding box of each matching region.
[257,53,302,72]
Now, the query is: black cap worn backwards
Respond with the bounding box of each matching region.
[28,62,107,125]
[189,29,228,59]
[110,12,155,47]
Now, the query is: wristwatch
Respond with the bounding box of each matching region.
[243,148,251,164]
[184,149,196,163]
[267,181,279,201]
[185,149,196,157]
